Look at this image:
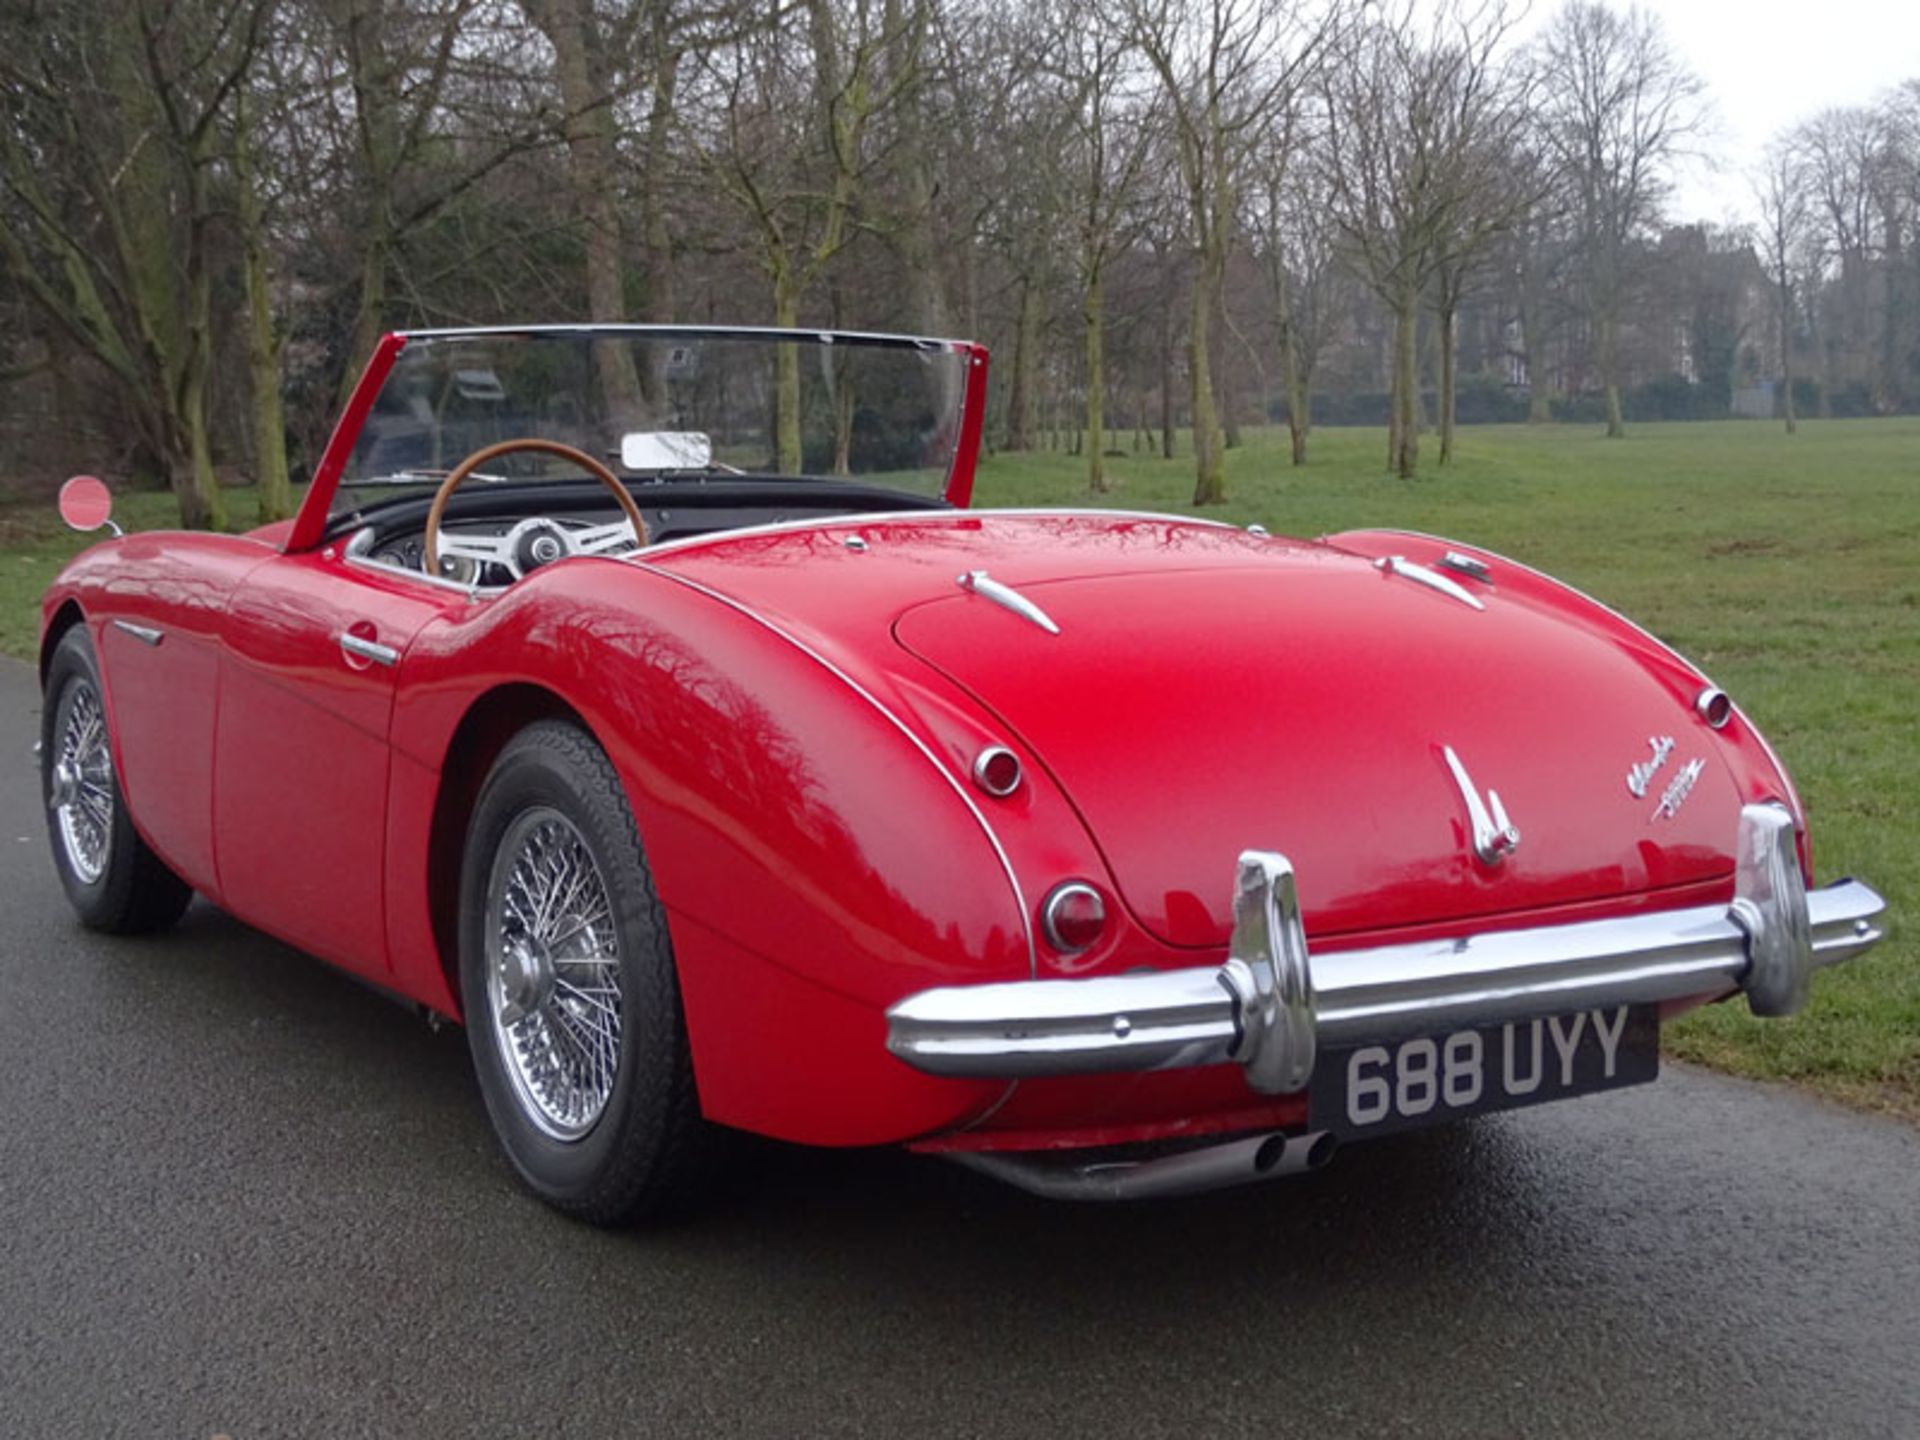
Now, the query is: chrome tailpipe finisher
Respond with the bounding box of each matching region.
[1217,850,1316,1095]
[948,1129,1337,1203]
[1730,803,1814,1017]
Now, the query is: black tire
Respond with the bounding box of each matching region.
[458,719,716,1225]
[41,626,193,934]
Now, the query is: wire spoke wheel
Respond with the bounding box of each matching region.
[50,679,114,885]
[484,807,624,1141]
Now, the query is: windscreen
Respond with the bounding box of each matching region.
[337,329,969,516]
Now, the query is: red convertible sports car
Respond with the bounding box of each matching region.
[42,325,1886,1222]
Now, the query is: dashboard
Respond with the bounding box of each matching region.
[351,500,885,588]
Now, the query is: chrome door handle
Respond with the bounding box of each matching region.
[338,632,400,668]
[111,619,164,646]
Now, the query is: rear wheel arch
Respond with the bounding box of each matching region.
[426,683,606,1016]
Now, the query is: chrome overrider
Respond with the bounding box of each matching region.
[887,805,1885,1198]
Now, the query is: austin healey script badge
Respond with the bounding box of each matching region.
[1625,735,1676,798]
[1650,758,1705,821]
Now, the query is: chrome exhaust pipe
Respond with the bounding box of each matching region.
[948,1129,1336,1202]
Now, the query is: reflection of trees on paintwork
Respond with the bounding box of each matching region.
[527,603,1012,978]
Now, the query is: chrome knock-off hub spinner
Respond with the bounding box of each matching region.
[498,938,557,1024]
[50,679,115,885]
[483,807,625,1141]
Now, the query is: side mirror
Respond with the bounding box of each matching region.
[58,476,121,536]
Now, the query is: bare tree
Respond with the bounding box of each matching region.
[1427,51,1538,464]
[1500,142,1569,423]
[520,0,646,421]
[1753,139,1811,433]
[1043,0,1158,492]
[1537,0,1703,437]
[691,0,919,470]
[319,0,561,393]
[1319,0,1522,477]
[1122,0,1330,503]
[0,0,272,527]
[1246,128,1341,463]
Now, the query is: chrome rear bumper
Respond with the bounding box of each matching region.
[887,805,1886,1096]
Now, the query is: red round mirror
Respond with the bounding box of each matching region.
[58,475,115,534]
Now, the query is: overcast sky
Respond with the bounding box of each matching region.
[1508,0,1920,228]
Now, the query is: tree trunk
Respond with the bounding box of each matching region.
[1391,284,1419,479]
[1438,301,1458,466]
[831,353,854,476]
[771,264,802,472]
[172,306,224,531]
[1386,311,1401,471]
[1808,296,1831,418]
[240,238,290,519]
[1005,276,1037,450]
[234,93,291,521]
[1599,311,1625,437]
[1160,290,1175,460]
[178,163,226,530]
[1414,311,1433,435]
[344,232,389,402]
[1189,247,1225,503]
[530,0,644,429]
[640,18,677,325]
[1877,198,1906,413]
[1778,277,1798,435]
[1276,266,1308,465]
[1217,292,1240,451]
[1527,368,1552,423]
[1517,240,1552,423]
[1085,265,1108,493]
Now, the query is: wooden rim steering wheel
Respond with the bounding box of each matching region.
[422,438,650,579]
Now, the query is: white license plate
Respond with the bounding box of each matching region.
[1309,1005,1660,1139]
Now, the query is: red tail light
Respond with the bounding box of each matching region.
[1042,882,1107,953]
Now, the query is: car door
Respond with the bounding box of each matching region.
[90,533,278,899]
[213,549,458,980]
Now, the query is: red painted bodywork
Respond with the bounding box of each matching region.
[42,331,1809,1153]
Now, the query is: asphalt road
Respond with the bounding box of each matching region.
[2,656,1916,1440]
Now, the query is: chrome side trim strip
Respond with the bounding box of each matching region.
[110,619,163,646]
[636,564,1038,977]
[1372,554,1486,610]
[958,569,1060,635]
[631,506,1241,564]
[887,808,1887,1093]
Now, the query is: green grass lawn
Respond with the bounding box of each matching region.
[977,418,1919,1115]
[5,418,1916,1113]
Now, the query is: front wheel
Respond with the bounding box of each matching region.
[458,720,716,1224]
[41,627,192,934]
